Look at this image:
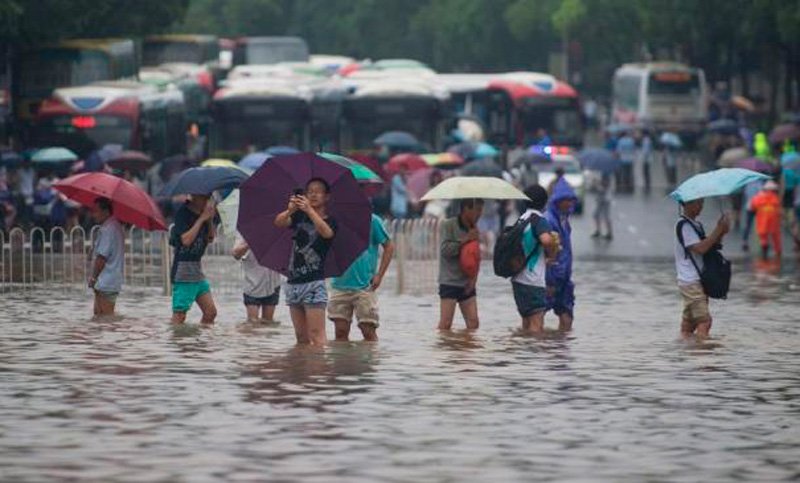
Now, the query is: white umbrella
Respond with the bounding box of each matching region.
[421,176,529,201]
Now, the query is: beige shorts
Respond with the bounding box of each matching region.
[679,283,710,323]
[327,289,379,327]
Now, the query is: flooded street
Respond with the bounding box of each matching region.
[1,257,798,482]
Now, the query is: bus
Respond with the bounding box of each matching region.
[140,63,213,132]
[488,72,583,148]
[142,35,220,67]
[30,81,186,160]
[210,80,316,157]
[232,37,309,66]
[435,73,513,145]
[340,80,450,152]
[612,62,707,137]
[13,39,137,127]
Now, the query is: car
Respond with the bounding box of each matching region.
[535,153,586,214]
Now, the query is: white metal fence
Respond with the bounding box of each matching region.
[0,218,442,296]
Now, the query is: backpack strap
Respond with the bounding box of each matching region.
[676,217,704,277]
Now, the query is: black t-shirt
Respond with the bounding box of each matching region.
[169,204,212,282]
[287,211,337,284]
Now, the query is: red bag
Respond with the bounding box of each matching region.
[459,239,481,279]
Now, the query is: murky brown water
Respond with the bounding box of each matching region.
[1,261,798,482]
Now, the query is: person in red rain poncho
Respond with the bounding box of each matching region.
[749,180,782,259]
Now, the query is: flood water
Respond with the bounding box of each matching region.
[1,260,798,482]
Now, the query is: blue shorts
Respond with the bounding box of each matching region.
[285,280,328,309]
[546,280,575,317]
[512,282,547,317]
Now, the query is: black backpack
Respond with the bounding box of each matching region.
[676,217,731,299]
[494,213,540,278]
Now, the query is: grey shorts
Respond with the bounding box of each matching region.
[285,280,328,309]
[95,290,118,304]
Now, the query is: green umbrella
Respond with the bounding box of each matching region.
[318,152,382,184]
[31,147,78,164]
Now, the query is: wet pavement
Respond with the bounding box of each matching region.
[1,255,798,481]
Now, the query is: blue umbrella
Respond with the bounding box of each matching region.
[31,147,78,164]
[578,148,620,173]
[462,158,503,178]
[373,131,420,149]
[265,146,300,156]
[669,168,771,203]
[473,142,499,159]
[659,132,683,149]
[0,150,22,168]
[239,152,272,171]
[448,142,499,161]
[85,144,123,172]
[160,166,250,197]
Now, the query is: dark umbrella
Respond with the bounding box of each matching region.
[0,149,22,168]
[84,144,123,172]
[160,166,249,197]
[107,150,153,172]
[238,153,371,278]
[512,151,552,167]
[462,158,503,178]
[374,131,420,149]
[159,154,196,179]
[265,146,300,156]
[737,157,777,174]
[768,123,800,144]
[707,119,739,135]
[577,148,621,173]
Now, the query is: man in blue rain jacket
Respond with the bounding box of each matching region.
[545,177,577,331]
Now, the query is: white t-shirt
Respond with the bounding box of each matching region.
[94,218,125,292]
[236,235,282,297]
[512,209,551,287]
[674,217,704,285]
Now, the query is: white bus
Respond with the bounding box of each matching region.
[612,62,707,137]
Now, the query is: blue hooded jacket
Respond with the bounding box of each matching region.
[545,177,576,285]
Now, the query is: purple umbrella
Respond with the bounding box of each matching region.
[768,123,800,144]
[238,153,371,278]
[737,157,777,174]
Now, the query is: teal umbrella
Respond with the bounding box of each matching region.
[669,168,771,203]
[318,152,382,183]
[31,147,78,164]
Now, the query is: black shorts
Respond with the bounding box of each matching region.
[512,282,547,317]
[243,287,281,307]
[438,284,476,302]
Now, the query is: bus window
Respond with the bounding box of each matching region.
[648,72,701,96]
[614,75,641,111]
[143,43,203,66]
[19,51,110,97]
[32,115,133,154]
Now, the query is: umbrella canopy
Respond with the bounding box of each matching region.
[407,168,436,200]
[85,144,123,172]
[448,141,499,160]
[107,150,153,172]
[669,168,771,203]
[31,147,78,164]
[462,158,503,178]
[737,157,776,174]
[707,119,739,135]
[605,123,632,135]
[161,166,250,197]
[781,151,800,166]
[265,145,301,156]
[659,132,683,148]
[422,176,528,201]
[318,153,382,183]
[217,189,240,236]
[385,153,429,175]
[0,150,22,168]
[783,158,800,172]
[238,152,272,171]
[768,123,800,144]
[421,152,464,169]
[202,158,236,169]
[374,131,420,149]
[511,151,551,168]
[473,142,499,159]
[159,154,196,179]
[238,153,372,278]
[577,148,620,173]
[54,172,166,230]
[717,147,750,167]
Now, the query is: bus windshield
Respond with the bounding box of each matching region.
[648,72,701,96]
[241,42,309,64]
[344,119,435,151]
[19,51,111,97]
[213,117,306,152]
[32,115,132,156]
[520,102,582,145]
[143,42,204,66]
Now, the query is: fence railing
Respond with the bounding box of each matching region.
[0,218,442,296]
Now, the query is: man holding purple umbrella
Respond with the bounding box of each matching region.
[274,178,338,346]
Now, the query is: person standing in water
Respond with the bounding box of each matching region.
[88,197,124,317]
[674,198,730,338]
[275,178,337,346]
[438,198,484,331]
[170,194,218,324]
[232,236,282,323]
[591,173,613,240]
[545,178,578,331]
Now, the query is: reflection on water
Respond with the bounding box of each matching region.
[0,261,798,481]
